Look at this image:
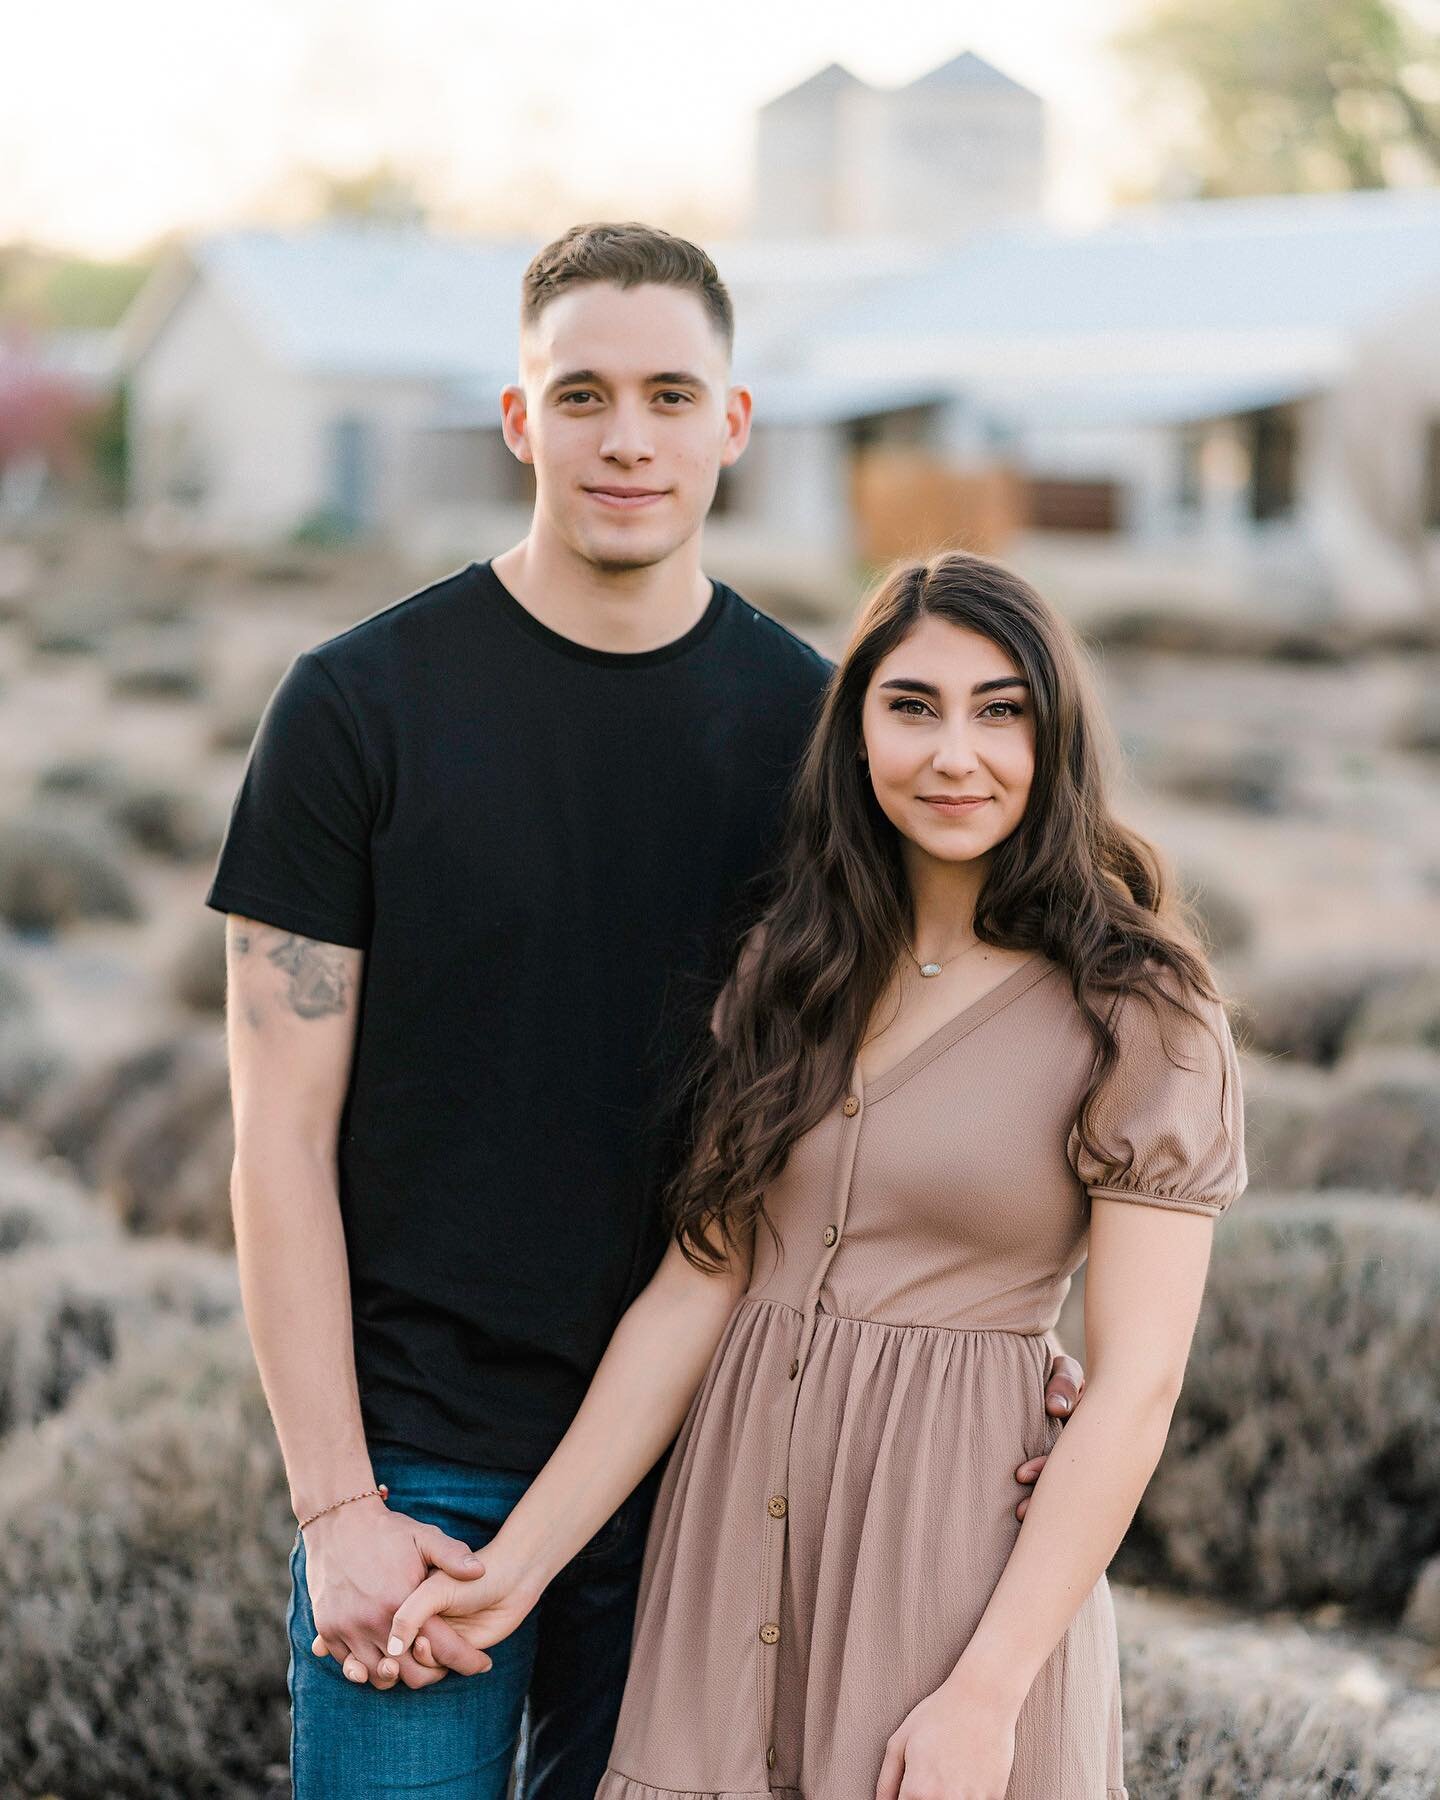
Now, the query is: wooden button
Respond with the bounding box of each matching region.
[788,1357,799,1379]
[842,1096,860,1116]
[759,1622,781,1645]
[822,1225,838,1246]
[768,1494,788,1517]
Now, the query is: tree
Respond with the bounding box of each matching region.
[1116,0,1440,195]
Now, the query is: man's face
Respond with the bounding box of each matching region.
[503,281,751,573]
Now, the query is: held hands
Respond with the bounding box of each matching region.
[1013,1351,1083,1520]
[305,1496,494,1690]
[383,1527,547,1672]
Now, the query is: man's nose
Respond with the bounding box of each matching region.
[599,402,654,463]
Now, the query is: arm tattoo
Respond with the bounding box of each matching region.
[265,934,351,1019]
[233,930,252,955]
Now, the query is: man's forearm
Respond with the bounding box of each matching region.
[231,1141,374,1521]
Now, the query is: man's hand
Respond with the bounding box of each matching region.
[1013,1350,1085,1521]
[304,1496,491,1690]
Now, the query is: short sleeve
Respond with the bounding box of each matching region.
[204,650,375,949]
[1066,972,1247,1218]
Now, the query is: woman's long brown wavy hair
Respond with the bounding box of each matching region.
[668,549,1229,1273]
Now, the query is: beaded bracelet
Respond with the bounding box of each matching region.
[297,1482,390,1531]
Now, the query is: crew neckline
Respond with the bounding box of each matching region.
[471,559,729,668]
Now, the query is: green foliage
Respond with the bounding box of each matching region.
[1116,0,1440,194]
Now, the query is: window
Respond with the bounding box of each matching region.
[1425,420,1440,531]
[1248,406,1297,522]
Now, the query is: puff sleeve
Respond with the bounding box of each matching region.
[1066,972,1248,1217]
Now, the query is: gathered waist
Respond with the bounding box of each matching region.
[735,1292,1056,1340]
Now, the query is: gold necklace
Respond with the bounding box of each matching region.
[905,933,984,980]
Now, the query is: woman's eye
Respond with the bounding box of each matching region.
[888,698,932,717]
[981,700,1024,719]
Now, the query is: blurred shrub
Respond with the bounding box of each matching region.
[0,1138,114,1255]
[1240,957,1434,1066]
[1118,1197,1440,1622]
[1235,1053,1331,1194]
[32,1029,235,1245]
[33,754,117,800]
[1404,1557,1440,1647]
[1144,743,1293,815]
[1346,970,1440,1059]
[92,1035,234,1246]
[1246,1052,1440,1197]
[0,816,140,930]
[27,594,111,657]
[106,783,218,863]
[1117,1588,1440,1798]
[0,945,60,1113]
[208,664,287,753]
[105,623,206,700]
[33,1036,185,1178]
[0,1320,291,1799]
[36,758,218,863]
[0,1236,237,1437]
[1087,608,1342,661]
[172,914,227,1013]
[1391,687,1440,756]
[1179,863,1253,959]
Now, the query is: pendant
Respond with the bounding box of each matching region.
[919,962,943,978]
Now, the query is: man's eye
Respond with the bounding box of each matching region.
[656,392,691,405]
[560,392,595,405]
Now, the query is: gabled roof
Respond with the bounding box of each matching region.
[907,51,1039,100]
[761,61,864,112]
[120,225,536,381]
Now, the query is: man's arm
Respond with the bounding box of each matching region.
[225,914,481,1692]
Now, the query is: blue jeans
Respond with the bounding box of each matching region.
[287,1442,664,1800]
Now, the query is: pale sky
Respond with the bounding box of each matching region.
[7,0,1162,258]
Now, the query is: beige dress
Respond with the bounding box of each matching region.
[595,952,1247,1800]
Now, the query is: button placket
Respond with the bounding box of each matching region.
[757,1070,867,1788]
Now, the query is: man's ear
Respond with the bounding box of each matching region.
[719,384,753,467]
[500,386,534,465]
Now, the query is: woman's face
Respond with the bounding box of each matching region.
[859,614,1036,868]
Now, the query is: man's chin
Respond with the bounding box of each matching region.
[574,526,694,576]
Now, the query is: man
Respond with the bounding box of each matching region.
[208,221,1083,1800]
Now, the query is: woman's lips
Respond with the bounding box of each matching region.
[920,796,992,814]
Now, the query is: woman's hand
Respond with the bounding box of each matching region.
[384,1528,547,1669]
[874,1671,1019,1800]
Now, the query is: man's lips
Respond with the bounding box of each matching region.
[583,486,669,509]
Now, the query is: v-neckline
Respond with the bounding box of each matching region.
[854,953,1054,1104]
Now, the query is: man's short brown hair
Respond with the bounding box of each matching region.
[520,221,733,355]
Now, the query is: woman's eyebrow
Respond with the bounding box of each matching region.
[877,676,1029,697]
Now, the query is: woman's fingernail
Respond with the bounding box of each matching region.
[1054,1395,1070,1412]
[463,1554,480,1569]
[387,1636,404,1656]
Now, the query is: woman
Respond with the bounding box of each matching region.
[385,550,1247,1798]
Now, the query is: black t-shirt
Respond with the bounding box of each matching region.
[206,559,832,1471]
